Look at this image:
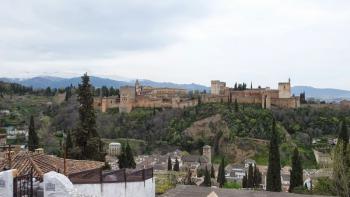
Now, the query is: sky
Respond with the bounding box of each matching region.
[0,0,350,89]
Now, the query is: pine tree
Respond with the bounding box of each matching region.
[266,119,282,192]
[173,158,180,171]
[217,157,226,188]
[242,173,247,188]
[211,165,215,178]
[125,141,136,168]
[28,115,39,151]
[204,166,211,187]
[289,148,303,192]
[74,73,102,161]
[247,163,254,188]
[168,156,172,171]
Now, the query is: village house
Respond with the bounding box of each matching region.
[225,164,246,182]
[0,133,6,146]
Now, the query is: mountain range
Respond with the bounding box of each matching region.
[0,76,209,92]
[1,76,350,101]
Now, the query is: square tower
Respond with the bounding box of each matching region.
[119,86,136,113]
[278,79,291,99]
[202,145,212,164]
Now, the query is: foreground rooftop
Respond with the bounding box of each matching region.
[161,185,334,197]
[0,151,104,177]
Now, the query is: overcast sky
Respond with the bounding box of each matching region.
[0,0,350,89]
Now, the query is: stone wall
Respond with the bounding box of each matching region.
[271,97,300,108]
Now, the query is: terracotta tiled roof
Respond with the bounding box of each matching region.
[0,151,104,177]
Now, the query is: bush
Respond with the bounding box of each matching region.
[223,181,241,189]
[313,177,337,196]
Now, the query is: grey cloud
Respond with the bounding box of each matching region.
[0,0,210,60]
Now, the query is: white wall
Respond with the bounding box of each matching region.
[74,178,155,197]
[0,169,15,197]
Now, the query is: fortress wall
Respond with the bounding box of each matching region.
[134,97,170,108]
[172,99,198,109]
[201,95,229,103]
[271,97,300,108]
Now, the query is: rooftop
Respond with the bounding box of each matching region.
[161,185,333,197]
[0,151,104,177]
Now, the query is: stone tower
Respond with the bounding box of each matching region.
[278,79,291,99]
[135,79,142,96]
[202,145,212,164]
[119,86,136,113]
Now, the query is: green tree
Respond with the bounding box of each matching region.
[217,157,226,188]
[125,141,136,168]
[211,165,215,178]
[266,119,282,192]
[234,99,239,112]
[173,158,180,171]
[289,148,303,192]
[28,115,39,151]
[65,129,73,150]
[253,165,262,188]
[247,164,254,188]
[333,141,350,197]
[168,156,172,171]
[204,166,211,187]
[338,119,349,153]
[118,146,128,169]
[65,87,72,101]
[74,73,102,161]
[242,173,247,188]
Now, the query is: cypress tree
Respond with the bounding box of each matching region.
[289,148,303,192]
[118,145,127,169]
[217,157,226,188]
[242,173,247,188]
[333,141,350,197]
[253,165,262,188]
[247,163,254,188]
[74,73,102,160]
[266,119,282,192]
[168,156,172,171]
[28,115,39,151]
[204,166,211,187]
[125,141,136,168]
[65,129,73,150]
[338,119,349,152]
[234,99,239,112]
[211,165,215,178]
[173,158,180,171]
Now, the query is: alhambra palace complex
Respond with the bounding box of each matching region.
[94,79,300,113]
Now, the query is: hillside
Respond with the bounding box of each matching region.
[182,113,315,167]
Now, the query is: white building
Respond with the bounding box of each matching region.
[109,142,121,156]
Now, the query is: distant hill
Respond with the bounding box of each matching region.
[0,76,209,92]
[292,86,350,101]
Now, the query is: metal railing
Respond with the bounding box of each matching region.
[68,168,153,184]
